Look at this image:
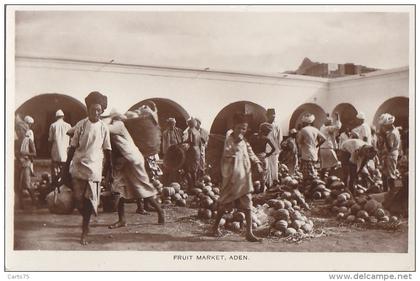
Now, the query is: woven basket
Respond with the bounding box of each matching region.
[124,115,161,157]
[163,144,186,170]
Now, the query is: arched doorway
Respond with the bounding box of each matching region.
[15,93,86,159]
[210,101,267,137]
[129,98,189,131]
[373,97,409,129]
[208,101,266,184]
[289,103,327,130]
[332,103,359,131]
[373,96,409,154]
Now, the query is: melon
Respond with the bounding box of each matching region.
[357,210,369,219]
[202,209,212,219]
[331,206,340,214]
[191,188,202,195]
[346,215,356,222]
[290,210,303,220]
[369,216,378,224]
[273,209,290,221]
[390,216,399,223]
[219,218,226,227]
[267,199,278,208]
[337,212,346,220]
[201,197,214,208]
[313,191,322,199]
[291,220,305,230]
[355,218,366,224]
[163,199,172,205]
[281,191,292,200]
[202,186,212,194]
[273,231,283,238]
[375,208,386,219]
[170,182,181,192]
[285,228,297,236]
[337,194,347,202]
[283,200,293,209]
[152,179,162,188]
[338,206,348,214]
[182,193,188,199]
[301,223,313,233]
[231,221,241,232]
[322,191,331,198]
[273,220,288,231]
[364,199,380,215]
[380,216,390,223]
[291,200,298,207]
[293,205,301,211]
[273,200,285,210]
[233,212,246,222]
[212,187,220,195]
[196,181,205,189]
[203,175,211,183]
[224,213,234,222]
[350,204,362,215]
[172,193,182,201]
[176,199,187,207]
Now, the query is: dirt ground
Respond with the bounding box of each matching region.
[13,202,408,252]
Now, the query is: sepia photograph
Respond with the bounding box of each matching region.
[4,4,416,272]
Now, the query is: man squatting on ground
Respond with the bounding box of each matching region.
[64,91,113,245]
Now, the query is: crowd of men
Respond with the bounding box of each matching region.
[14,91,407,244]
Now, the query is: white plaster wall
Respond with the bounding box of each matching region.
[15,57,329,134]
[326,67,409,125]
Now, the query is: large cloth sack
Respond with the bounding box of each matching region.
[163,144,186,170]
[124,115,161,157]
[46,184,75,214]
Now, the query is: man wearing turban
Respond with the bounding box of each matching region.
[296,112,326,182]
[48,109,72,185]
[352,112,372,144]
[162,118,183,155]
[378,113,401,192]
[64,91,113,245]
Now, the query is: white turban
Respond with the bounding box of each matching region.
[24,115,34,124]
[356,112,366,120]
[55,109,64,117]
[378,113,395,126]
[301,113,315,124]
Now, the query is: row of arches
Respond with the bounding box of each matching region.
[15,94,409,158]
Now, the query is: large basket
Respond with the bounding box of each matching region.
[124,115,161,157]
[163,144,186,170]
